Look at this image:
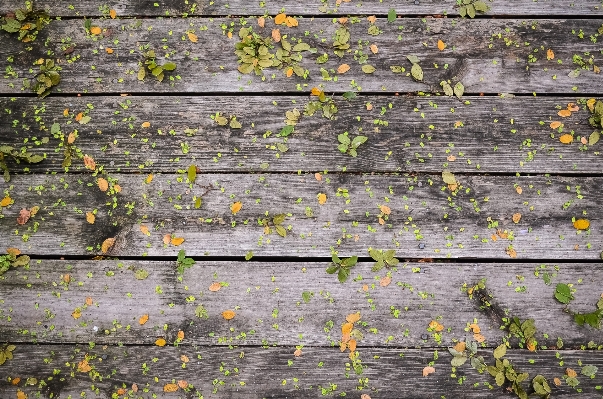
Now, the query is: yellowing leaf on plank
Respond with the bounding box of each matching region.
[346,312,361,323]
[209,282,222,292]
[227,31,233,39]
[367,15,376,24]
[222,310,236,320]
[559,134,573,144]
[453,341,466,352]
[140,224,150,236]
[171,237,185,246]
[0,196,12,207]
[187,32,198,43]
[139,314,149,325]
[558,109,572,117]
[85,212,95,224]
[163,383,178,392]
[85,297,93,306]
[341,322,353,334]
[573,219,590,230]
[98,178,109,192]
[109,9,116,18]
[72,307,82,319]
[437,39,446,50]
[379,205,391,215]
[348,339,357,352]
[181,354,190,363]
[163,234,171,245]
[285,16,298,27]
[141,121,151,128]
[257,17,265,28]
[567,103,579,112]
[311,87,322,96]
[285,67,293,77]
[317,193,327,205]
[145,174,154,184]
[6,248,21,257]
[566,368,577,378]
[587,98,596,111]
[17,390,27,399]
[90,26,102,35]
[274,13,287,25]
[550,121,562,129]
[423,366,435,377]
[428,320,444,332]
[83,155,96,170]
[337,64,350,74]
[272,29,281,42]
[155,338,166,346]
[546,48,554,60]
[105,47,113,54]
[101,237,115,254]
[512,213,521,223]
[231,201,242,215]
[369,44,378,54]
[77,359,92,372]
[379,276,391,286]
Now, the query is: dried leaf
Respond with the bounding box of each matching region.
[105,47,113,54]
[437,39,446,50]
[379,205,391,215]
[155,338,166,347]
[77,359,92,372]
[101,237,116,254]
[423,366,435,377]
[429,320,444,332]
[566,368,577,378]
[163,383,178,392]
[506,246,517,258]
[83,155,96,170]
[109,9,116,19]
[559,134,573,144]
[558,109,572,117]
[171,237,185,246]
[257,17,265,28]
[209,282,222,292]
[90,26,101,35]
[337,64,350,74]
[98,178,109,192]
[469,323,481,333]
[294,349,302,357]
[222,310,236,320]
[342,322,354,335]
[379,276,391,287]
[567,103,579,112]
[453,341,466,352]
[553,377,561,386]
[85,297,93,306]
[141,121,151,128]
[145,174,154,184]
[138,314,149,325]
[367,15,376,24]
[162,234,171,245]
[177,380,188,389]
[181,355,190,363]
[16,208,30,225]
[512,213,521,223]
[547,49,554,60]
[0,196,12,207]
[272,29,281,42]
[6,248,21,257]
[315,173,322,181]
[274,13,287,25]
[231,201,242,215]
[346,312,361,323]
[71,308,81,319]
[550,121,562,129]
[369,44,378,54]
[317,193,327,205]
[177,330,185,340]
[516,186,523,194]
[474,333,485,342]
[285,16,298,27]
[16,390,26,399]
[573,219,590,230]
[187,32,198,43]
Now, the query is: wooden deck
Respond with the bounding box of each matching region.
[1,1,602,398]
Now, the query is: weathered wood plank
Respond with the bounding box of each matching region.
[2,95,601,174]
[1,260,602,348]
[1,18,601,94]
[1,0,602,17]
[1,345,602,398]
[0,174,600,259]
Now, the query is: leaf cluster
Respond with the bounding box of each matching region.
[0,252,30,276]
[448,340,486,372]
[458,0,490,18]
[369,249,399,271]
[487,344,530,399]
[213,112,242,129]
[507,317,537,349]
[236,27,275,75]
[532,375,552,399]
[138,50,176,82]
[406,55,423,81]
[305,96,338,120]
[326,255,358,283]
[0,145,44,182]
[274,37,309,76]
[440,80,464,99]
[24,58,61,98]
[337,132,367,157]
[176,249,195,275]
[0,3,50,42]
[573,296,603,328]
[0,343,16,366]
[588,99,603,130]
[259,213,288,237]
[333,25,350,57]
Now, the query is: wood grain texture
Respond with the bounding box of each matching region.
[0,174,600,259]
[2,95,601,174]
[1,344,603,398]
[0,18,601,94]
[1,260,602,347]
[1,0,602,17]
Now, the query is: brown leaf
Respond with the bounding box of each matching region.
[141,121,151,128]
[515,186,523,194]
[285,16,298,28]
[423,366,435,377]
[553,377,561,386]
[98,178,109,192]
[272,29,281,42]
[77,359,92,372]
[293,348,302,357]
[257,17,265,28]
[379,205,391,215]
[209,282,222,292]
[16,208,31,225]
[550,121,562,129]
[314,172,322,181]
[101,237,116,254]
[337,64,350,74]
[566,368,577,378]
[348,339,357,352]
[512,213,521,224]
[546,48,554,60]
[558,109,572,117]
[177,330,185,340]
[473,333,486,342]
[6,248,21,257]
[453,342,466,352]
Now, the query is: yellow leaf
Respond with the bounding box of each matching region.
[512,213,521,224]
[227,31,232,39]
[587,98,596,111]
[98,178,109,192]
[139,314,149,325]
[573,219,590,230]
[231,201,242,215]
[437,39,446,51]
[341,322,353,335]
[90,26,102,35]
[187,32,198,43]
[141,121,151,128]
[163,383,178,392]
[171,237,185,246]
[369,44,378,54]
[272,29,281,42]
[550,121,562,129]
[546,49,554,60]
[101,237,115,254]
[515,186,522,194]
[346,312,361,323]
[77,359,92,372]
[155,338,166,346]
[274,13,287,25]
[285,16,298,28]
[63,108,69,116]
[285,67,293,77]
[72,308,82,319]
[428,320,444,332]
[109,9,117,19]
[222,310,236,320]
[17,390,27,399]
[140,225,150,236]
[85,211,95,224]
[422,366,435,377]
[145,174,154,184]
[0,196,12,207]
[317,193,327,205]
[559,134,573,144]
[558,109,572,117]
[337,64,350,74]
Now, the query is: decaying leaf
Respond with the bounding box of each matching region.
[423,366,435,377]
[90,26,101,35]
[177,380,188,389]
[346,312,361,323]
[317,193,327,204]
[342,322,353,334]
[98,177,109,192]
[109,9,116,19]
[337,64,350,74]
[274,13,287,25]
[187,32,198,43]
[83,155,96,170]
[85,211,95,224]
[558,109,572,117]
[171,237,185,246]
[559,134,573,144]
[428,320,444,332]
[77,359,92,372]
[209,282,222,292]
[547,49,554,60]
[512,213,521,223]
[101,237,115,253]
[550,121,562,129]
[294,348,302,357]
[379,276,391,287]
[16,209,31,225]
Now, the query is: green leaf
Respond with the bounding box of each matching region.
[162,62,176,71]
[581,365,598,377]
[229,118,242,129]
[337,267,350,283]
[137,67,146,81]
[589,131,600,146]
[411,63,423,81]
[134,269,149,280]
[331,254,341,264]
[215,114,229,126]
[361,64,376,74]
[12,255,30,267]
[84,18,92,30]
[451,355,467,367]
[187,165,197,183]
[371,260,385,272]
[473,0,489,12]
[493,343,507,359]
[273,214,286,225]
[302,291,312,303]
[279,125,294,137]
[276,143,288,153]
[245,250,253,260]
[495,371,505,386]
[293,43,310,52]
[351,135,368,148]
[390,65,405,73]
[442,170,457,184]
[151,66,164,76]
[453,82,464,98]
[387,9,396,22]
[341,256,358,268]
[441,81,453,96]
[406,55,420,64]
[348,148,357,157]
[338,133,351,145]
[275,224,287,237]
[238,63,254,74]
[326,264,339,274]
[459,6,467,17]
[467,4,476,18]
[342,91,357,100]
[532,375,551,395]
[554,283,573,304]
[51,123,61,135]
[338,143,348,153]
[194,304,208,318]
[79,115,91,125]
[369,249,383,261]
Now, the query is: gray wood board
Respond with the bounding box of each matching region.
[0,174,601,259]
[1,344,602,398]
[2,95,601,174]
[1,260,602,347]
[0,18,601,94]
[1,0,602,17]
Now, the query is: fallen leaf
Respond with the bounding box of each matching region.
[285,67,293,77]
[177,380,188,389]
[272,29,281,42]
[553,377,562,386]
[63,274,71,283]
[109,9,116,18]
[342,322,354,335]
[474,333,485,342]
[145,174,154,184]
[101,237,116,254]
[379,205,391,215]
[16,209,31,225]
[209,282,222,292]
[429,320,444,332]
[187,32,198,43]
[547,48,554,60]
[506,246,517,258]
[361,395,372,399]
[113,184,121,193]
[337,64,350,74]
[77,359,92,372]
[171,237,185,246]
[116,388,126,395]
[369,44,378,54]
[163,383,178,392]
[83,155,96,170]
[85,297,93,306]
[587,98,596,111]
[227,31,232,39]
[527,341,536,351]
[294,348,302,357]
[177,330,185,340]
[515,186,523,194]
[155,338,166,346]
[367,15,376,23]
[512,213,521,223]
[0,196,11,207]
[550,121,562,129]
[581,136,588,145]
[141,121,151,128]
[105,47,113,54]
[447,155,456,162]
[380,276,391,287]
[12,378,21,385]
[317,193,327,205]
[98,178,109,192]
[181,354,190,363]
[362,284,369,292]
[567,103,579,112]
[163,234,171,245]
[340,342,347,352]
[231,201,242,215]
[315,172,322,181]
[17,390,26,399]
[6,248,21,256]
[139,314,149,325]
[558,109,572,117]
[75,112,83,122]
[274,13,287,25]
[559,134,573,144]
[423,366,435,377]
[566,368,577,378]
[348,339,357,352]
[90,26,102,35]
[222,310,236,320]
[338,17,348,24]
[346,312,361,323]
[453,341,466,352]
[437,39,446,50]
[285,16,298,27]
[469,323,481,333]
[140,225,150,236]
[257,17,265,28]
[72,308,82,319]
[132,384,138,392]
[573,219,590,230]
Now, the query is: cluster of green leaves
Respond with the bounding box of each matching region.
[588,99,603,130]
[305,96,338,120]
[213,112,242,129]
[235,27,274,75]
[573,296,603,329]
[24,58,61,98]
[0,343,16,366]
[507,317,537,350]
[440,80,464,99]
[448,341,486,372]
[259,213,287,237]
[274,37,309,76]
[458,0,490,18]
[0,145,44,182]
[531,375,552,399]
[369,249,399,271]
[333,24,350,57]
[554,283,574,304]
[487,344,530,399]
[326,255,358,283]
[0,3,50,42]
[138,50,176,82]
[337,132,367,157]
[0,252,30,276]
[406,55,423,81]
[176,249,195,275]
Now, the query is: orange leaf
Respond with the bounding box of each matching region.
[566,368,577,378]
[367,15,376,24]
[272,29,281,42]
[85,297,93,306]
[17,390,26,399]
[379,205,391,215]
[163,234,171,245]
[67,132,76,144]
[6,248,21,257]
[98,178,109,192]
[553,377,561,386]
[222,310,236,320]
[132,383,138,392]
[337,64,350,74]
[369,44,378,54]
[546,48,554,60]
[90,26,101,35]
[0,196,12,207]
[75,112,83,122]
[12,378,21,385]
[429,320,444,332]
[77,359,92,372]
[113,184,122,193]
[515,186,523,194]
[311,87,322,96]
[549,121,562,129]
[437,39,446,51]
[181,354,190,363]
[145,174,154,184]
[573,219,590,230]
[348,339,357,352]
[474,333,486,342]
[317,193,327,205]
[341,322,353,334]
[101,237,115,254]
[293,348,302,357]
[227,31,233,39]
[140,224,150,236]
[231,201,242,215]
[63,108,69,116]
[285,16,298,28]
[342,332,350,343]
[171,237,185,246]
[340,342,347,352]
[72,308,82,319]
[506,246,517,258]
[453,341,466,352]
[557,109,571,117]
[105,47,114,54]
[116,388,126,395]
[209,282,222,292]
[274,13,287,25]
[139,314,149,325]
[83,155,96,170]
[362,284,369,292]
[346,312,361,323]
[163,383,178,392]
[177,330,185,340]
[141,121,151,128]
[109,9,116,19]
[422,366,435,377]
[257,17,265,28]
[338,17,348,24]
[187,32,198,43]
[177,380,188,389]
[512,213,521,224]
[285,67,293,77]
[567,103,579,112]
[155,338,166,346]
[469,323,481,333]
[379,276,391,287]
[559,134,573,144]
[315,172,322,181]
